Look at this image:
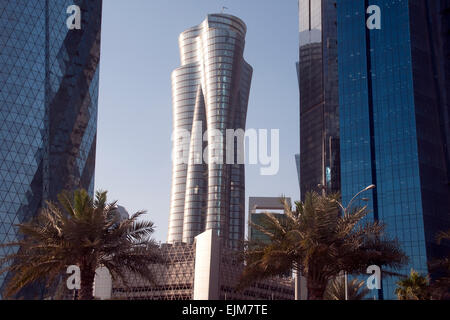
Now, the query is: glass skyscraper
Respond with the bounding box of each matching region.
[168,14,252,250]
[0,0,102,298]
[298,0,341,200]
[337,0,450,299]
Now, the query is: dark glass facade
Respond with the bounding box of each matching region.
[337,0,450,299]
[0,0,102,297]
[298,0,340,200]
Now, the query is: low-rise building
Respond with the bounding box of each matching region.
[111,230,294,300]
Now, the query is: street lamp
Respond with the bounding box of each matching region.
[338,184,376,301]
[317,183,376,300]
[346,184,375,212]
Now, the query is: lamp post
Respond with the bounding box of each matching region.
[319,184,376,300]
[342,185,375,300]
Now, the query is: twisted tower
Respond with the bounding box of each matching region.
[168,14,252,249]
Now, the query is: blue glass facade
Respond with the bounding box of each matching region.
[0,0,102,298]
[337,0,450,299]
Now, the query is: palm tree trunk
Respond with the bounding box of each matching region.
[307,280,327,300]
[79,267,96,300]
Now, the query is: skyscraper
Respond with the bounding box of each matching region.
[297,0,340,200]
[248,197,291,243]
[168,14,252,250]
[295,153,301,188]
[337,0,450,298]
[0,0,102,297]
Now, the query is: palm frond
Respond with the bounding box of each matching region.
[239,191,408,299]
[0,189,163,300]
[436,229,450,244]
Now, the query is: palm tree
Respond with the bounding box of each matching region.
[395,269,430,300]
[437,230,450,243]
[239,191,407,300]
[0,189,163,300]
[324,277,370,300]
[427,229,450,299]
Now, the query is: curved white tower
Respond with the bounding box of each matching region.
[168,14,253,249]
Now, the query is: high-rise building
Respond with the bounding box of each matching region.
[295,153,301,188]
[297,0,341,200]
[248,197,291,243]
[0,0,102,297]
[168,14,253,249]
[337,0,450,299]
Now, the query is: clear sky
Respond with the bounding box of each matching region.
[95,0,300,242]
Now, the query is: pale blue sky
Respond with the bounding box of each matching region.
[95,0,300,242]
